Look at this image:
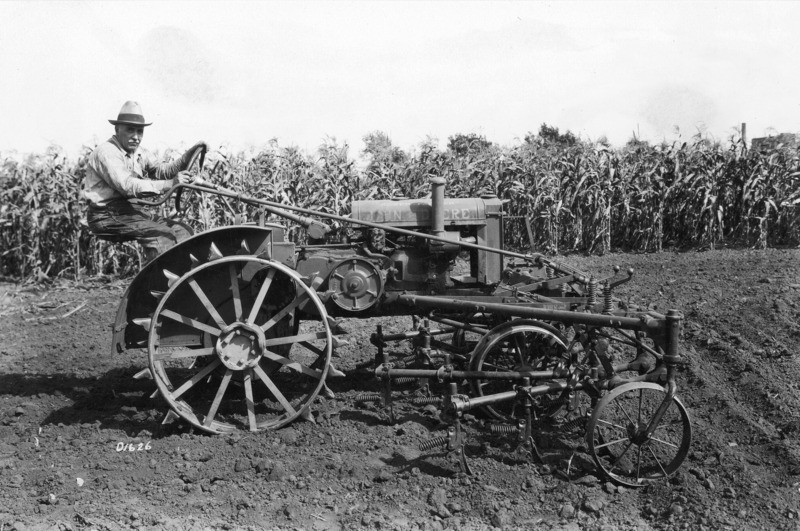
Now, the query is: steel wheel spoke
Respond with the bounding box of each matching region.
[153,347,215,361]
[264,331,327,347]
[636,446,642,482]
[615,400,636,426]
[650,436,678,449]
[160,309,222,337]
[253,364,297,416]
[204,369,233,427]
[188,278,228,330]
[247,268,276,324]
[647,444,670,478]
[243,370,257,432]
[609,440,635,472]
[229,264,243,321]
[596,418,628,432]
[512,335,527,365]
[594,435,631,450]
[637,387,644,425]
[262,349,324,379]
[260,292,309,333]
[298,341,325,357]
[171,358,222,400]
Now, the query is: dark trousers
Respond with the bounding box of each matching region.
[87,199,193,262]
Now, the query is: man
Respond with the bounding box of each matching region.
[83,100,206,263]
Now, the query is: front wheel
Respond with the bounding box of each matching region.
[586,382,692,487]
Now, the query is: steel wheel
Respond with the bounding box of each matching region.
[147,256,332,433]
[586,382,692,487]
[469,319,569,421]
[449,312,493,356]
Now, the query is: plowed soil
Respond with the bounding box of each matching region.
[2,249,800,531]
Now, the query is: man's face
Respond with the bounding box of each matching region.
[115,125,144,154]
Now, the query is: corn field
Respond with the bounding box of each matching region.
[2,132,800,282]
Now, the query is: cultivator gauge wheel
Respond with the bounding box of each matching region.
[586,382,692,487]
[469,319,569,421]
[146,256,332,433]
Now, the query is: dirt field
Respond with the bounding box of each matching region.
[1,248,800,531]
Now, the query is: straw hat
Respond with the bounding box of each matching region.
[108,101,152,127]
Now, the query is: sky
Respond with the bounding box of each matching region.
[2,1,799,159]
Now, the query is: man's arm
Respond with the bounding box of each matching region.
[144,141,208,180]
[92,145,173,198]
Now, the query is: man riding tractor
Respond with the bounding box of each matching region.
[83,100,206,264]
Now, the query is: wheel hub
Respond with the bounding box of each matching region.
[626,421,651,445]
[216,322,266,370]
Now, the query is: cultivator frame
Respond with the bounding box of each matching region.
[112,156,691,487]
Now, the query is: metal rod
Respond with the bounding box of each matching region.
[378,366,559,381]
[396,293,667,332]
[173,183,588,277]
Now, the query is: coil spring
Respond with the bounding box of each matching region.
[603,282,613,313]
[560,416,587,432]
[355,393,381,404]
[588,277,598,305]
[394,377,418,385]
[411,396,442,405]
[541,395,569,409]
[489,424,518,435]
[546,266,555,279]
[419,436,448,451]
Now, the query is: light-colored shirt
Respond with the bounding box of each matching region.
[83,136,183,207]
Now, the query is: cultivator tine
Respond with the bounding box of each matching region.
[239,239,251,254]
[163,269,180,287]
[189,253,200,267]
[208,242,224,261]
[149,290,164,301]
[150,389,159,399]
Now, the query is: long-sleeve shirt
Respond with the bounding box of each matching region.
[83,136,184,207]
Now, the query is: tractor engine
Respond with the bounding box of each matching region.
[295,177,504,316]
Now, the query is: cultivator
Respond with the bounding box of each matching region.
[111,155,691,487]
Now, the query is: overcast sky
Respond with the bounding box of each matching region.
[2,1,799,158]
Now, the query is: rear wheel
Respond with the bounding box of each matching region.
[147,256,332,433]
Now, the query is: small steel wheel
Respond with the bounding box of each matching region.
[469,319,569,421]
[449,312,493,357]
[147,256,332,433]
[586,382,692,487]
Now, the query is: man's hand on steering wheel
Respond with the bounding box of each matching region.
[172,170,197,187]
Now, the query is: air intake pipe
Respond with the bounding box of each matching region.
[430,176,446,238]
[428,177,460,253]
